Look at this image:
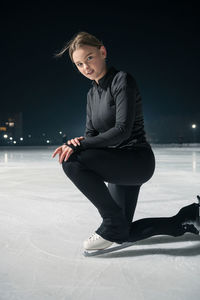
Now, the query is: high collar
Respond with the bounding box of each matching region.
[92,65,119,90]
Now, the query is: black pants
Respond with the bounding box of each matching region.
[62,146,191,244]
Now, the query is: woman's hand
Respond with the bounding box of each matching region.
[66,136,85,147]
[52,144,74,163]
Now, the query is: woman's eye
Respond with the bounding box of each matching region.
[77,56,92,67]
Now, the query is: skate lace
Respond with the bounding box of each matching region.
[88,233,101,241]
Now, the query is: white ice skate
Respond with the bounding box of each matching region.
[83,232,114,250]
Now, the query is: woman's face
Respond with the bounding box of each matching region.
[72,45,107,83]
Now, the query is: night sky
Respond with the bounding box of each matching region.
[1,1,199,142]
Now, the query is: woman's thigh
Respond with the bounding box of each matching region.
[73,146,156,186]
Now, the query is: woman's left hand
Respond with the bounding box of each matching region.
[66,136,85,147]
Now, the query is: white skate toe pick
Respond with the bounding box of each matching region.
[83,233,114,250]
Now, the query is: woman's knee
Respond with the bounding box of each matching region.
[62,160,80,178]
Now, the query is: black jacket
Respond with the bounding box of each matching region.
[65,65,151,153]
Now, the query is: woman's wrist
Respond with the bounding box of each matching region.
[63,142,80,152]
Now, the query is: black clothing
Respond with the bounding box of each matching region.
[62,147,197,243]
[62,146,155,243]
[61,65,198,244]
[65,65,151,153]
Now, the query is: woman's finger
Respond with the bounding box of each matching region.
[71,138,78,147]
[59,149,66,164]
[64,148,73,162]
[59,150,62,161]
[67,138,79,147]
[52,146,62,158]
[66,137,84,147]
[59,144,67,161]
[74,138,80,145]
[59,147,72,163]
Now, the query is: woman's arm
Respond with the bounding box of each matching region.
[66,73,137,153]
[84,93,99,137]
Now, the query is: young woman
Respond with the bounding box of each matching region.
[52,31,200,251]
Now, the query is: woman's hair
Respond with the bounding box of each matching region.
[53,31,104,63]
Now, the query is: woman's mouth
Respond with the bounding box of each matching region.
[87,70,94,75]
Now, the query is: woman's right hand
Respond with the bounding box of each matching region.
[51,136,85,163]
[52,144,73,163]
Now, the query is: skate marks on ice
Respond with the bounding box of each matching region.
[0,209,80,261]
[83,234,200,257]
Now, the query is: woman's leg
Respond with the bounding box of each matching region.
[61,155,129,243]
[107,183,141,226]
[62,146,155,243]
[62,146,199,244]
[128,202,200,242]
[129,217,189,243]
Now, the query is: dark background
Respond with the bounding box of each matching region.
[1,0,199,144]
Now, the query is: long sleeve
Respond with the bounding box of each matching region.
[64,93,99,152]
[66,73,137,153]
[84,93,99,137]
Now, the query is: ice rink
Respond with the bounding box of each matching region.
[0,145,200,300]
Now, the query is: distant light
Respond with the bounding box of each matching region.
[9,122,14,127]
[42,133,46,136]
[59,131,62,134]
[9,137,13,140]
[3,134,8,139]
[20,137,23,141]
[28,134,31,138]
[191,124,196,129]
[13,141,16,144]
[46,140,50,143]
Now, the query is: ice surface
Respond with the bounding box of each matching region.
[0,145,200,300]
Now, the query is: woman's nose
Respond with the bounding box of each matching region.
[84,64,90,71]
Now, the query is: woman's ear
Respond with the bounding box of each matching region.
[100,45,107,59]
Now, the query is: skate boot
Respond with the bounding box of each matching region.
[180,195,200,233]
[181,223,199,235]
[83,232,114,250]
[182,195,200,230]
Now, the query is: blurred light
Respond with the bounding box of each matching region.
[13,141,16,144]
[4,153,8,163]
[42,133,46,136]
[9,137,13,140]
[191,124,196,129]
[46,140,50,143]
[192,152,197,172]
[20,137,23,141]
[3,134,8,139]
[59,131,62,134]
[28,134,31,138]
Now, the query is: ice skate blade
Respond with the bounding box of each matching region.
[83,242,135,257]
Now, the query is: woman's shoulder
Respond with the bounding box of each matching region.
[111,69,138,90]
